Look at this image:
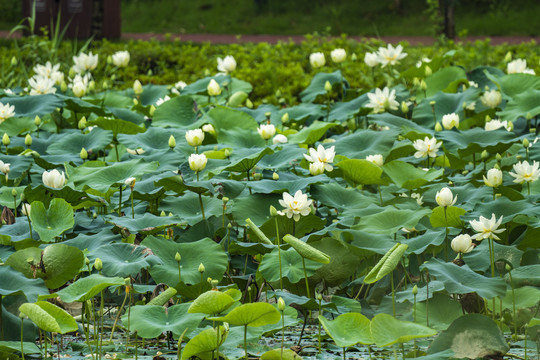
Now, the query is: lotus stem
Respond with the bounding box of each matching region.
[81,302,96,360]
[198,193,206,220]
[390,271,396,318]
[99,290,104,359]
[508,270,518,337]
[413,291,417,357]
[343,347,346,360]
[109,288,129,342]
[244,324,248,360]
[488,238,496,320]
[302,257,310,298]
[130,189,135,219]
[20,316,24,360]
[281,310,285,360]
[134,332,138,360]
[13,195,17,217]
[25,209,33,240]
[118,186,123,216]
[317,296,322,353]
[444,207,448,262]
[426,271,430,327]
[274,216,283,290]
[44,331,48,360]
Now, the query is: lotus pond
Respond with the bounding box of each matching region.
[0,42,540,360]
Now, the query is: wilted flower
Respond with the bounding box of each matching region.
[277,190,313,221]
[376,44,407,67]
[366,87,399,113]
[331,48,346,63]
[304,144,335,172]
[217,55,236,74]
[185,129,205,147]
[309,52,326,68]
[189,153,208,172]
[125,177,136,186]
[480,89,502,109]
[42,169,66,188]
[413,136,442,158]
[469,214,505,241]
[0,160,10,174]
[309,162,325,176]
[509,160,540,184]
[257,124,276,140]
[483,168,503,187]
[435,187,457,207]
[485,119,511,131]
[364,52,379,67]
[442,113,459,130]
[73,51,98,73]
[28,75,56,95]
[365,154,384,167]
[0,103,15,123]
[272,134,288,144]
[451,234,474,254]
[207,79,221,96]
[507,59,535,75]
[112,50,130,67]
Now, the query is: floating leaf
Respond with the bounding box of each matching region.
[356,208,431,235]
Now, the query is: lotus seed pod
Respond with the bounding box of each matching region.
[80,148,88,160]
[211,279,219,288]
[2,133,10,146]
[269,205,278,217]
[34,116,41,126]
[124,278,131,285]
[175,252,181,262]
[434,122,443,132]
[264,112,272,119]
[278,297,286,311]
[412,285,418,295]
[198,263,205,273]
[94,258,103,271]
[168,135,176,149]
[273,172,279,180]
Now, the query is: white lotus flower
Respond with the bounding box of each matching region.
[124,177,136,186]
[451,234,474,254]
[309,52,325,68]
[257,124,276,140]
[364,52,379,67]
[34,61,64,85]
[188,153,208,172]
[413,136,442,158]
[376,44,407,67]
[0,160,10,174]
[207,79,221,96]
[28,75,56,95]
[480,89,502,109]
[42,169,66,188]
[202,124,216,135]
[21,203,31,217]
[217,55,236,74]
[185,129,205,147]
[73,51,98,73]
[442,113,459,130]
[156,95,171,106]
[469,214,505,241]
[0,103,15,123]
[272,134,288,144]
[112,51,130,67]
[507,59,535,75]
[365,154,384,167]
[485,119,511,131]
[483,168,503,187]
[509,160,540,184]
[331,48,346,63]
[411,192,424,206]
[126,148,145,155]
[70,74,89,98]
[175,81,188,90]
[304,144,335,172]
[309,162,325,176]
[435,187,457,207]
[278,190,313,221]
[366,87,399,113]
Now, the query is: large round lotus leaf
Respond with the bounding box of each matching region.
[356,207,431,235]
[19,301,77,334]
[159,193,223,226]
[310,182,376,212]
[428,314,509,359]
[29,198,74,243]
[310,237,360,286]
[123,303,204,339]
[46,128,112,155]
[505,264,540,287]
[300,70,342,103]
[188,290,235,315]
[209,303,280,327]
[105,213,183,234]
[487,287,540,312]
[383,160,444,190]
[6,244,85,289]
[414,293,463,331]
[329,94,369,123]
[0,265,48,302]
[287,121,337,145]
[260,349,303,360]
[152,96,197,128]
[118,127,186,151]
[370,313,437,347]
[318,313,372,347]
[336,159,383,185]
[0,94,64,117]
[429,206,466,228]
[55,274,126,303]
[333,128,399,160]
[88,117,145,137]
[142,236,228,286]
[88,243,161,277]
[181,325,228,360]
[0,341,41,355]
[258,247,323,284]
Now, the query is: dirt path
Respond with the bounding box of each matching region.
[1,30,539,45]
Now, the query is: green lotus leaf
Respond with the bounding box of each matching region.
[29,198,74,242]
[318,312,373,347]
[333,128,401,160]
[486,287,540,312]
[181,325,228,360]
[486,72,540,98]
[310,183,377,213]
[329,94,368,122]
[209,302,280,327]
[383,160,444,190]
[310,237,360,287]
[505,264,540,287]
[124,303,204,339]
[355,207,431,235]
[88,116,145,136]
[188,290,235,315]
[414,293,464,331]
[421,66,468,99]
[88,243,162,277]
[258,247,322,284]
[0,265,48,302]
[224,147,274,173]
[46,128,112,156]
[19,301,78,334]
[429,206,466,228]
[54,274,125,303]
[427,314,509,358]
[0,341,41,355]
[300,70,342,103]
[105,212,183,234]
[0,94,63,117]
[364,243,408,284]
[287,121,337,145]
[282,234,330,264]
[147,287,177,306]
[260,349,303,360]
[245,218,273,245]
[336,158,383,185]
[152,96,197,127]
[437,128,516,157]
[371,313,437,347]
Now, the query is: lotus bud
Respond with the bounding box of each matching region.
[80,147,88,160]
[2,133,10,146]
[224,148,231,158]
[11,56,17,66]
[324,81,332,92]
[34,116,41,126]
[246,99,253,109]
[78,116,87,130]
[88,80,95,92]
[68,67,77,78]
[149,105,156,117]
[253,173,261,180]
[424,65,432,77]
[412,285,418,295]
[227,223,232,229]
[94,258,103,271]
[160,210,166,217]
[133,98,138,105]
[281,112,289,123]
[434,122,443,132]
[485,115,491,122]
[316,292,323,301]
[505,264,512,272]
[168,135,176,149]
[269,205,278,217]
[175,252,181,262]
[60,81,68,92]
[11,188,17,197]
[222,197,229,205]
[496,153,502,161]
[401,101,409,114]
[523,138,530,148]
[24,134,32,146]
[92,212,97,219]
[413,78,420,87]
[275,89,282,98]
[272,172,279,180]
[507,121,514,131]
[481,150,488,160]
[133,80,143,95]
[504,51,512,63]
[351,53,357,61]
[211,279,219,288]
[198,263,205,273]
[85,257,90,265]
[278,297,286,311]
[420,80,428,91]
[207,79,221,96]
